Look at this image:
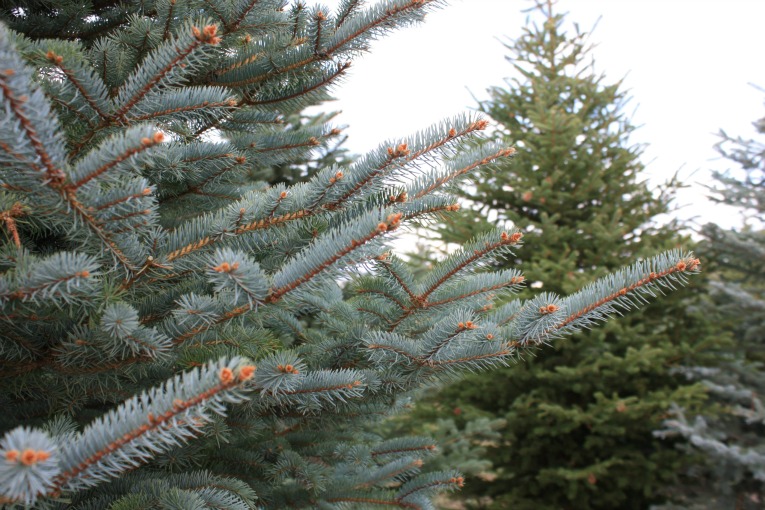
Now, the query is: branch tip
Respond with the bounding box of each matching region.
[212,261,239,273]
[238,365,256,381]
[45,50,63,65]
[192,24,222,45]
[219,367,234,384]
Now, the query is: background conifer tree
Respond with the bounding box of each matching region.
[655,107,765,510]
[426,2,719,508]
[0,0,701,508]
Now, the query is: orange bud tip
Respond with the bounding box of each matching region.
[140,137,151,146]
[457,322,465,329]
[335,171,344,179]
[173,399,184,408]
[450,476,465,487]
[284,364,294,372]
[238,365,256,381]
[4,449,19,463]
[510,232,523,243]
[448,128,457,137]
[279,191,288,199]
[213,261,233,273]
[676,261,687,271]
[540,304,559,315]
[153,132,165,143]
[219,367,235,384]
[20,449,36,466]
[143,188,152,195]
[475,120,489,130]
[76,270,90,278]
[486,334,494,340]
[3,69,14,76]
[194,24,221,44]
[385,212,403,229]
[35,451,50,462]
[377,222,388,232]
[317,11,327,20]
[45,51,63,64]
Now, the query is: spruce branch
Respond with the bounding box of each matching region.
[328,117,490,208]
[0,428,60,507]
[113,21,222,122]
[40,47,112,122]
[71,130,164,189]
[0,252,100,305]
[419,230,523,301]
[0,202,24,248]
[335,0,364,29]
[327,0,445,57]
[243,60,351,106]
[126,87,237,124]
[514,250,701,346]
[411,145,516,200]
[159,117,491,270]
[353,457,424,489]
[0,27,67,187]
[268,210,402,303]
[396,470,465,502]
[52,358,256,494]
[370,438,438,460]
[229,0,264,32]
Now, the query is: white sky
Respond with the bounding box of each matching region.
[311,0,765,231]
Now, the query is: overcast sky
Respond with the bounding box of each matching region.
[311,0,765,230]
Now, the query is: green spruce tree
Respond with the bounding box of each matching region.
[0,1,701,508]
[430,2,718,508]
[656,107,765,510]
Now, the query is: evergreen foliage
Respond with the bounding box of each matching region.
[423,2,718,508]
[0,0,700,508]
[655,106,765,509]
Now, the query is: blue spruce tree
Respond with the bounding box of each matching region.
[0,1,700,508]
[656,105,765,509]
